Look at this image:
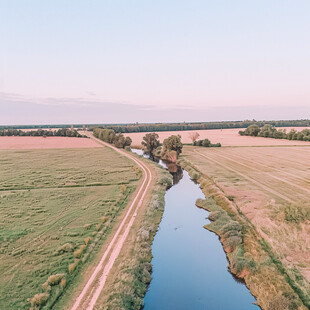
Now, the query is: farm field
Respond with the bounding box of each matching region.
[127,127,310,147]
[182,145,310,301]
[0,147,141,309]
[0,136,100,150]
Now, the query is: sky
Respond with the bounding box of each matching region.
[1,0,310,125]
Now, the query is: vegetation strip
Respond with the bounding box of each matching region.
[98,155,172,310]
[2,119,309,132]
[239,124,310,141]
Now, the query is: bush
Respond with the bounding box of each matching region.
[47,274,65,286]
[220,221,242,235]
[161,135,183,161]
[230,246,247,274]
[202,138,211,147]
[57,243,73,253]
[74,245,86,258]
[94,127,132,148]
[60,278,66,288]
[284,205,310,223]
[30,293,49,309]
[159,176,172,187]
[208,211,222,221]
[191,172,200,181]
[244,124,260,136]
[84,237,91,245]
[68,261,79,274]
[194,138,221,147]
[226,235,242,248]
[42,281,51,292]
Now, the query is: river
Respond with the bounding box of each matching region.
[131,149,257,310]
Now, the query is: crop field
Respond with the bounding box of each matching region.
[0,147,141,309]
[182,145,310,299]
[127,127,310,147]
[0,136,100,150]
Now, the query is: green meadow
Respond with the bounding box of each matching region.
[0,147,141,309]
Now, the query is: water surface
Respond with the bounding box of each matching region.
[132,149,257,310]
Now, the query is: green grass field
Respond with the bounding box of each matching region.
[0,147,141,309]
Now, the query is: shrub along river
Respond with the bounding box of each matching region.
[132,149,257,310]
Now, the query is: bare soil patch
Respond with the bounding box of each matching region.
[0,136,101,149]
[127,127,310,147]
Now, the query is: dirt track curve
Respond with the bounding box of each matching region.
[71,134,152,310]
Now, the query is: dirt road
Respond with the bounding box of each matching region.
[70,135,152,310]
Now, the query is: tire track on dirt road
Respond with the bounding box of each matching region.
[70,135,152,310]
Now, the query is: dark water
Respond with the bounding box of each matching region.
[131,149,257,310]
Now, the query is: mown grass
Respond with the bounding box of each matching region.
[0,148,141,310]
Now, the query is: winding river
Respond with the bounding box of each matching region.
[132,149,257,310]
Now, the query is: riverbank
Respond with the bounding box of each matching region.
[96,153,172,309]
[178,156,307,310]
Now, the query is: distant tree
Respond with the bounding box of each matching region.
[161,135,183,162]
[202,138,211,147]
[188,132,200,143]
[194,138,221,147]
[142,133,160,155]
[244,124,261,136]
[113,133,126,148]
[287,129,297,140]
[124,136,132,147]
[259,124,276,138]
[162,135,183,155]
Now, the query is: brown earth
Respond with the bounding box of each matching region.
[127,127,310,147]
[0,136,101,149]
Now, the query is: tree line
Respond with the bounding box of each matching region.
[188,132,221,147]
[93,128,132,148]
[88,119,310,133]
[1,119,309,132]
[0,128,86,138]
[193,139,221,147]
[239,124,310,141]
[141,132,221,163]
[141,132,183,163]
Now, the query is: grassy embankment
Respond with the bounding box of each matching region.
[178,151,309,310]
[91,153,173,310]
[0,148,141,310]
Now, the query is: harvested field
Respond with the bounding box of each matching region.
[0,136,101,150]
[182,145,310,306]
[0,147,141,309]
[127,127,310,147]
